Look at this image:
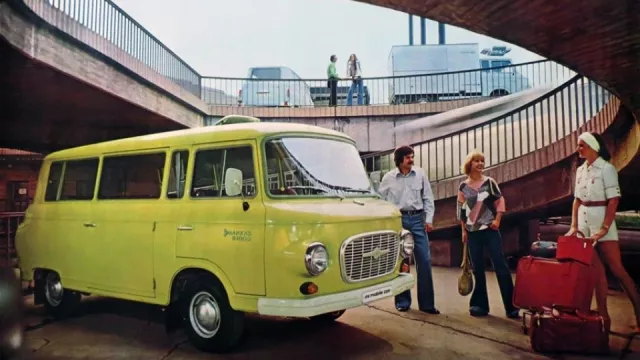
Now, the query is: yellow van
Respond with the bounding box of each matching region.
[15,116,415,352]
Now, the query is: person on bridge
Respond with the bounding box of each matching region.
[346,54,364,106]
[378,145,439,315]
[327,55,340,106]
[566,131,640,334]
[457,150,520,319]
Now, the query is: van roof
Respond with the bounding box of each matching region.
[46,121,353,160]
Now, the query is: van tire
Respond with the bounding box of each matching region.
[311,310,345,322]
[42,272,81,318]
[181,278,244,353]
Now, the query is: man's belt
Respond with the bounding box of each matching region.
[582,200,608,207]
[400,209,424,216]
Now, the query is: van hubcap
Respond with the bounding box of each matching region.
[45,273,63,306]
[189,291,221,338]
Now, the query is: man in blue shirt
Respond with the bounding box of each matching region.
[378,145,439,314]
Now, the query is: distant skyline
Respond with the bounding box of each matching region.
[112,0,546,79]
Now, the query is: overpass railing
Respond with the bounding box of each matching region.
[361,75,613,181]
[20,0,202,97]
[201,60,574,107]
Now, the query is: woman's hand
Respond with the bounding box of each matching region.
[590,228,608,244]
[462,230,468,243]
[490,219,500,230]
[565,226,578,236]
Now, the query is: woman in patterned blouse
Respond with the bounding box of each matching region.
[457,150,520,319]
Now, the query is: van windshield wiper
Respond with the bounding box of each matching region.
[340,187,372,194]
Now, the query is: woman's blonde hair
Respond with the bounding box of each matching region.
[461,150,485,175]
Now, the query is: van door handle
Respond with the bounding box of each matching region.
[83,222,97,228]
[177,225,193,231]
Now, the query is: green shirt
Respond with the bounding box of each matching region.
[327,62,339,79]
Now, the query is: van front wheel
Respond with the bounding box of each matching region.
[182,279,244,353]
[42,272,81,318]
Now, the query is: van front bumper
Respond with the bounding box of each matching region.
[257,273,415,318]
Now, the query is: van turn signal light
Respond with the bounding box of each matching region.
[300,282,318,295]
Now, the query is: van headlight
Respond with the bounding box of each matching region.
[399,230,414,258]
[305,242,328,276]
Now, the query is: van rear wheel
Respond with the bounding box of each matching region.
[42,272,81,318]
[181,279,244,353]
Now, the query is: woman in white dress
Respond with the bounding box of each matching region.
[566,131,640,333]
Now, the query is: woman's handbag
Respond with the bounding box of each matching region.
[556,230,595,265]
[458,241,474,296]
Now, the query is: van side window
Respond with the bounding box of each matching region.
[44,162,64,201]
[167,150,189,199]
[191,146,256,198]
[60,159,99,201]
[98,153,166,200]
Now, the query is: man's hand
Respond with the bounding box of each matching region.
[425,223,433,232]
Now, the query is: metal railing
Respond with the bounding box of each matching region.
[0,213,23,267]
[201,60,574,107]
[33,0,202,97]
[361,75,613,181]
[14,0,575,111]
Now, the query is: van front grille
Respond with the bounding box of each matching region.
[340,231,399,283]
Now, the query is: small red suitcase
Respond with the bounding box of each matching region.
[556,231,595,265]
[523,307,609,355]
[513,256,597,312]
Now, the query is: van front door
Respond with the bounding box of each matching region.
[91,151,167,298]
[176,141,265,296]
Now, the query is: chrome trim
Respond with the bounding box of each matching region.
[339,230,400,283]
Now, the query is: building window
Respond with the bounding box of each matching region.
[44,162,63,201]
[167,150,189,199]
[60,159,99,201]
[191,146,256,198]
[98,153,166,200]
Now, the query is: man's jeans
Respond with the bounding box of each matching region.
[467,228,517,314]
[395,213,436,310]
[346,78,364,106]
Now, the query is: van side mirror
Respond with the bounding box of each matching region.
[369,171,382,193]
[224,168,243,197]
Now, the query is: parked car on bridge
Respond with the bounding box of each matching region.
[239,66,314,107]
[15,115,415,353]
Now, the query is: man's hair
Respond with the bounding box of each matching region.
[394,145,414,167]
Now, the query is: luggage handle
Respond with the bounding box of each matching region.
[561,230,594,249]
[550,304,607,331]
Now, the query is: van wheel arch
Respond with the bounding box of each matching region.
[167,268,244,352]
[166,268,231,332]
[33,269,81,318]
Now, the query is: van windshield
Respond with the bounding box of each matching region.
[264,137,374,197]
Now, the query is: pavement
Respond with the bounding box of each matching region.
[15,267,640,360]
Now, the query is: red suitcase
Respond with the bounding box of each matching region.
[513,256,597,312]
[556,231,595,265]
[523,307,609,355]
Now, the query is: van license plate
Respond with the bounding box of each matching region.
[362,286,392,304]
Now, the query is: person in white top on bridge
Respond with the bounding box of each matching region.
[566,131,640,334]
